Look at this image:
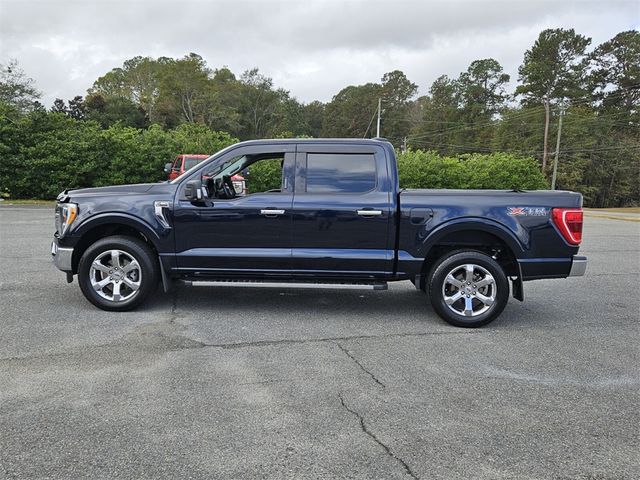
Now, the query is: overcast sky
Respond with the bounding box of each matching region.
[1,0,638,106]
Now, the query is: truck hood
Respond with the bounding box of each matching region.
[63,183,157,198]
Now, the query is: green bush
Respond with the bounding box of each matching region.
[0,110,237,199]
[0,109,548,199]
[397,150,548,190]
[246,159,282,193]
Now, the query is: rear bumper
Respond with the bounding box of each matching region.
[51,238,73,272]
[569,255,587,277]
[518,255,587,280]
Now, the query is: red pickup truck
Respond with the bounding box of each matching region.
[165,154,245,195]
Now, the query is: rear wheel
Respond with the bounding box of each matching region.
[78,235,158,311]
[427,250,508,327]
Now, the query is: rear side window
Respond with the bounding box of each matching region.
[306,154,376,193]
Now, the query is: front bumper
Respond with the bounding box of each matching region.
[51,238,74,272]
[569,255,587,276]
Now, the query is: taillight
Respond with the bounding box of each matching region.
[552,208,583,245]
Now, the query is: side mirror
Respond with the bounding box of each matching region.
[164,162,173,173]
[184,179,204,202]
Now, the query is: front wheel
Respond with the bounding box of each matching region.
[427,250,509,328]
[78,235,159,311]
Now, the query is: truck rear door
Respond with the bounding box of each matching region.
[291,143,394,276]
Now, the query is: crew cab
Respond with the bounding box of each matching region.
[52,139,586,327]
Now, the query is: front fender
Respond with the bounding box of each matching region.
[73,212,162,247]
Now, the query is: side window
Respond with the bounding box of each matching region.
[245,157,284,193]
[202,153,286,199]
[306,154,376,193]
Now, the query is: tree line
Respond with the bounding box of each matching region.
[0,28,638,206]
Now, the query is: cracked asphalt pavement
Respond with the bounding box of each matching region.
[1,206,639,479]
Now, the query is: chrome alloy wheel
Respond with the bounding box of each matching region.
[89,249,141,302]
[442,263,496,317]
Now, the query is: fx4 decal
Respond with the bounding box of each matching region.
[507,207,549,216]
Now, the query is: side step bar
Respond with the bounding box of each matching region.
[182,279,388,291]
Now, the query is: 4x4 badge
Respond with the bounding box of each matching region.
[508,207,548,216]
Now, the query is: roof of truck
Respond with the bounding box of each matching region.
[233,137,392,145]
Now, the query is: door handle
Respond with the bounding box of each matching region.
[357,209,383,217]
[260,209,285,217]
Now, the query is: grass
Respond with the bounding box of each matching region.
[0,199,56,206]
[584,207,640,214]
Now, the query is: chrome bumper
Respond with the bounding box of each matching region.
[569,255,587,277]
[51,240,73,272]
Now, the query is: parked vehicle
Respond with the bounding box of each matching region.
[52,139,586,327]
[165,154,245,195]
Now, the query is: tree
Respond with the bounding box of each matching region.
[458,59,510,117]
[588,30,640,114]
[157,53,212,125]
[89,56,162,120]
[84,93,148,129]
[408,75,461,153]
[203,67,242,135]
[68,96,86,120]
[379,70,418,144]
[51,98,67,114]
[322,83,381,138]
[453,59,511,149]
[516,29,591,170]
[0,59,42,114]
[237,68,286,138]
[302,100,325,138]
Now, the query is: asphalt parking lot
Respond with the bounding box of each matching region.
[0,206,638,479]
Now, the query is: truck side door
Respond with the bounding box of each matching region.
[172,144,295,274]
[291,144,394,276]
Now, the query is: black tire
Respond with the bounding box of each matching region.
[427,250,509,328]
[78,235,159,311]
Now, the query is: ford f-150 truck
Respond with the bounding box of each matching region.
[52,138,586,327]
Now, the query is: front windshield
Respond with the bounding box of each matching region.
[184,156,206,170]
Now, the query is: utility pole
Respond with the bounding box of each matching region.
[376,97,381,138]
[542,95,550,172]
[551,102,565,190]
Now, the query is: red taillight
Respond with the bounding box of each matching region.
[552,208,583,245]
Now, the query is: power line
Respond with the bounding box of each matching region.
[362,108,377,139]
[405,139,640,156]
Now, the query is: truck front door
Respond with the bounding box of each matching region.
[291,144,394,276]
[172,144,295,274]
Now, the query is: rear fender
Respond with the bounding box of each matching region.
[418,217,526,260]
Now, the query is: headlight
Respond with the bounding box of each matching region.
[55,203,78,236]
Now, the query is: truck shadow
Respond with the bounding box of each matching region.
[154,282,436,319]
[148,283,569,331]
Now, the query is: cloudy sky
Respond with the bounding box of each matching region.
[1,0,638,106]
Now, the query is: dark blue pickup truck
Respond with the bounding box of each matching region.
[52,138,586,327]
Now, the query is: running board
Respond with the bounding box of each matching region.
[182,279,388,291]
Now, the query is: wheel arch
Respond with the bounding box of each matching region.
[71,214,160,274]
[419,219,524,279]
